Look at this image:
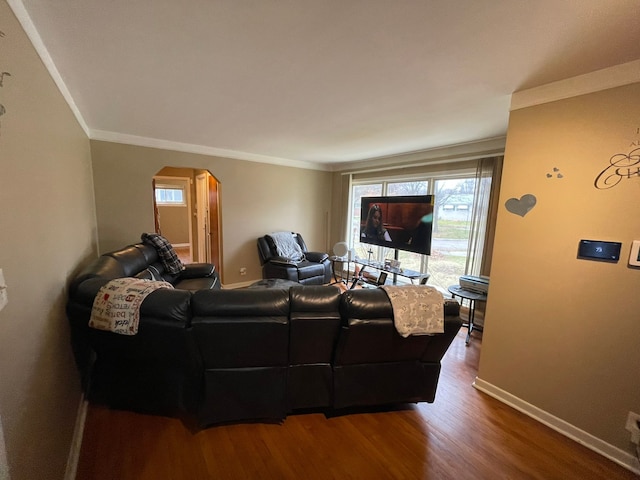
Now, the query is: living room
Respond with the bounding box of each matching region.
[1,1,639,478]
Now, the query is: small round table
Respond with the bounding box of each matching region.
[447,285,487,345]
[248,279,300,289]
[329,255,350,285]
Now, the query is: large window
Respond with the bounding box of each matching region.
[348,172,491,292]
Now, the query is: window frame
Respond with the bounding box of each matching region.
[154,183,187,207]
[347,168,481,284]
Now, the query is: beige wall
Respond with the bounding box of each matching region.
[90,141,334,284]
[479,83,640,457]
[157,204,190,244]
[0,1,97,478]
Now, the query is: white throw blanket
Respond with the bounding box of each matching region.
[89,278,173,335]
[269,231,305,262]
[380,285,444,337]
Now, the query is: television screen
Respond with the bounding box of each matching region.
[360,195,435,255]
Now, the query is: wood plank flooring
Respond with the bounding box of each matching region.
[75,328,637,479]
[173,246,191,264]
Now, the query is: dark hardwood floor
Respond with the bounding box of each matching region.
[75,328,637,479]
[174,246,191,265]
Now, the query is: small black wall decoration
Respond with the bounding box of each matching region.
[546,167,563,179]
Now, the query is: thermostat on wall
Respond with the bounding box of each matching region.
[577,239,622,262]
[629,240,640,267]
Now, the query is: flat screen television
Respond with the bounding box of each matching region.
[360,195,435,255]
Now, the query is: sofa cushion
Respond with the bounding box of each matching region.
[174,276,218,291]
[295,261,326,281]
[305,251,329,263]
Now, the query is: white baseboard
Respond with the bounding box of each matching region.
[64,393,88,480]
[473,377,640,475]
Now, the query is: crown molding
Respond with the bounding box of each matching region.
[8,0,90,136]
[90,130,331,172]
[511,60,640,111]
[332,137,506,174]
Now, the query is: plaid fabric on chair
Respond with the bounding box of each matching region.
[141,233,185,274]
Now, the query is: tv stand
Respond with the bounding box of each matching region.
[350,257,429,289]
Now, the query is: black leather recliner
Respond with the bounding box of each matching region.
[191,288,291,426]
[66,242,219,415]
[288,286,342,410]
[257,233,331,285]
[333,288,462,409]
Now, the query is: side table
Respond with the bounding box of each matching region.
[447,285,487,345]
[329,256,350,285]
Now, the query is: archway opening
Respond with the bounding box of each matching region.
[152,167,222,277]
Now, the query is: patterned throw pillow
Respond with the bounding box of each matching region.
[141,233,185,275]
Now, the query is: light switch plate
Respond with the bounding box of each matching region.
[629,240,640,267]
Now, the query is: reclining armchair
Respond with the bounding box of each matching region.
[257,232,331,285]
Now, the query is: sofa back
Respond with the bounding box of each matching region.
[69,244,160,294]
[288,285,342,410]
[289,285,342,366]
[336,288,434,365]
[69,243,221,298]
[191,289,290,368]
[190,288,291,424]
[332,288,462,408]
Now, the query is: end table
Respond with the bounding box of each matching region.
[447,285,487,345]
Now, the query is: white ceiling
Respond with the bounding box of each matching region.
[13,0,640,169]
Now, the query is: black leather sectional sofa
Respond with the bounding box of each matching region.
[67,244,462,427]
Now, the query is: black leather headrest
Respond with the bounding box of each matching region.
[107,245,149,277]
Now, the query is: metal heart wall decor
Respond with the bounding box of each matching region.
[505,194,537,217]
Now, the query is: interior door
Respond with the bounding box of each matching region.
[152,178,161,234]
[196,173,211,262]
[207,174,222,275]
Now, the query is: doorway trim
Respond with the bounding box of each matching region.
[195,173,210,263]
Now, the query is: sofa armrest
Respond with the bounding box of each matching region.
[269,256,298,266]
[70,277,192,323]
[139,289,193,323]
[305,251,329,263]
[444,298,460,316]
[180,263,215,279]
[420,315,463,363]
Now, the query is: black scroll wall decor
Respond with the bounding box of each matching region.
[594,127,640,190]
[0,30,11,137]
